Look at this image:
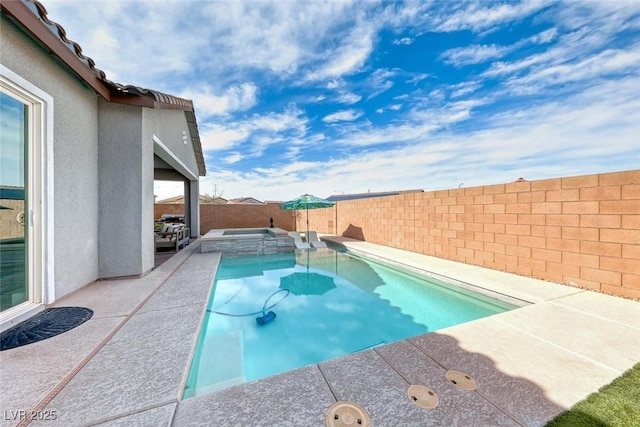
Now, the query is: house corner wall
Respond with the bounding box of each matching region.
[98,100,149,277]
[187,180,200,236]
[144,108,201,239]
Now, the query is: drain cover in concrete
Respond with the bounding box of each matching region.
[326,401,371,427]
[407,384,439,409]
[446,370,477,390]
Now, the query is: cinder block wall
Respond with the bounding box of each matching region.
[305,170,640,299]
[154,203,296,232]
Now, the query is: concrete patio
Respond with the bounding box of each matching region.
[1,236,639,426]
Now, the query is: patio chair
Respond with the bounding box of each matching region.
[307,231,327,248]
[288,231,311,249]
[155,223,190,252]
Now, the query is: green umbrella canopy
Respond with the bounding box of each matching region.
[281,194,335,237]
[280,194,335,210]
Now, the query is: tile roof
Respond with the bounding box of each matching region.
[21,0,193,110]
[2,0,206,175]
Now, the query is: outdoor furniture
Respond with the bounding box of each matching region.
[155,222,190,252]
[307,231,327,248]
[288,231,311,249]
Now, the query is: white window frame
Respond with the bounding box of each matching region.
[0,65,54,331]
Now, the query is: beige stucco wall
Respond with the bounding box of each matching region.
[1,15,100,298]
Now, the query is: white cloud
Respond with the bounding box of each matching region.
[365,68,397,100]
[440,28,559,67]
[322,109,364,124]
[433,0,553,33]
[530,28,558,44]
[501,45,640,95]
[441,44,511,67]
[44,0,640,204]
[199,125,249,151]
[203,76,640,201]
[200,105,308,153]
[337,92,362,105]
[449,81,482,98]
[406,73,429,84]
[307,18,377,81]
[222,153,244,164]
[181,83,258,118]
[393,37,414,45]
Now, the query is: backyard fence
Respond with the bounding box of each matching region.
[155,170,639,300]
[303,170,639,300]
[154,202,296,232]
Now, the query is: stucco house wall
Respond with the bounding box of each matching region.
[97,101,149,277]
[2,14,100,298]
[143,108,200,176]
[1,1,206,326]
[142,108,200,236]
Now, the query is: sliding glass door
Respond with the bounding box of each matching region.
[0,70,46,319]
[0,91,28,311]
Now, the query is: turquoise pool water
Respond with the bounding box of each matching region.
[184,247,516,398]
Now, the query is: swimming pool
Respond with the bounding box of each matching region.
[184,247,517,398]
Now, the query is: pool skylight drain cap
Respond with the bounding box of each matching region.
[407,384,439,409]
[446,370,477,391]
[326,401,371,427]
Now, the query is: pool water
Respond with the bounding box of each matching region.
[184,247,516,398]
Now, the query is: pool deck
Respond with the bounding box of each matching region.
[1,235,639,426]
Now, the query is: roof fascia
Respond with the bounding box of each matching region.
[1,1,111,100]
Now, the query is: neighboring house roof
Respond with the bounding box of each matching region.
[155,195,187,204]
[1,0,206,176]
[156,195,227,204]
[325,189,424,202]
[201,197,228,204]
[228,197,264,204]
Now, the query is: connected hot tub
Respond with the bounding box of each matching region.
[200,227,296,256]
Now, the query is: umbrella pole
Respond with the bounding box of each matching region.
[306,206,309,240]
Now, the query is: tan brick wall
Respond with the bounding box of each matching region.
[305,170,640,300]
[154,203,296,232]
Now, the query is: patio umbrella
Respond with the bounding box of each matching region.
[279,272,336,296]
[280,194,335,238]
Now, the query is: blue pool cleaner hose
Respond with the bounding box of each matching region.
[208,289,290,325]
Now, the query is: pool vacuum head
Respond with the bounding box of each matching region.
[256,311,276,325]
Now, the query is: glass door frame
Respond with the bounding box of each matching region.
[0,66,53,331]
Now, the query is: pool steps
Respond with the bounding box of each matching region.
[190,330,246,395]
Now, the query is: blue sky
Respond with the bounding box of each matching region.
[44,0,640,201]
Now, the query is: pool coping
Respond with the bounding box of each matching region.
[201,226,290,240]
[2,235,639,426]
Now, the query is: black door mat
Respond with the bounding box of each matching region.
[1,307,93,351]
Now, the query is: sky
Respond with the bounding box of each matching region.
[42,0,640,202]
